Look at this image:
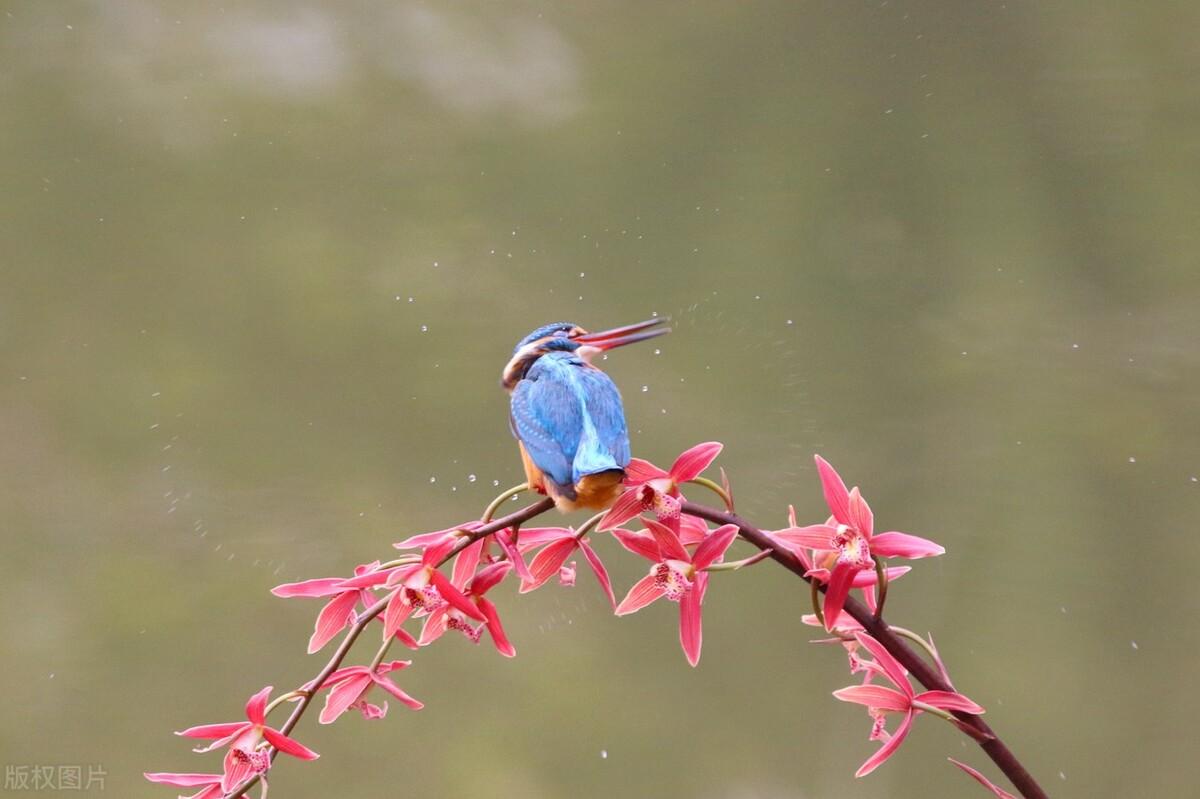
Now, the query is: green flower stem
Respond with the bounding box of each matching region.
[369,632,394,671]
[263,690,306,717]
[888,626,941,670]
[481,482,529,524]
[872,554,889,619]
[686,477,734,511]
[574,510,607,540]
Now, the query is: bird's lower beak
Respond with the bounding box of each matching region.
[574,317,671,351]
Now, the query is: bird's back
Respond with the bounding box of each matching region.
[509,352,630,506]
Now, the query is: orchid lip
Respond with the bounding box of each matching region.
[573,317,670,350]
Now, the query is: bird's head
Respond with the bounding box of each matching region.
[501,318,669,389]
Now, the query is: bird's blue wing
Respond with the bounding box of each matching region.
[510,367,582,488]
[571,367,630,479]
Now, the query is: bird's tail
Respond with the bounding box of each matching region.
[551,468,626,512]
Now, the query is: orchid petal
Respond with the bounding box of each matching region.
[644,517,690,561]
[477,596,516,658]
[262,726,319,760]
[520,538,577,593]
[429,570,487,621]
[599,488,644,530]
[270,577,345,598]
[337,567,397,590]
[948,759,1018,799]
[611,527,661,562]
[847,486,874,537]
[417,607,449,646]
[494,528,534,584]
[394,523,477,550]
[319,673,371,724]
[144,773,223,788]
[822,563,858,632]
[373,673,425,710]
[814,454,853,526]
[307,590,359,654]
[624,457,669,483]
[851,565,910,587]
[470,561,513,596]
[679,574,704,666]
[669,441,723,482]
[871,531,945,559]
[773,524,837,550]
[579,537,617,610]
[915,690,985,715]
[451,539,484,589]
[174,722,248,740]
[317,665,363,688]
[855,709,914,777]
[381,590,413,640]
[832,685,910,712]
[692,524,740,570]
[513,527,573,548]
[221,750,254,793]
[615,573,665,615]
[421,538,458,567]
[244,685,272,725]
[392,625,420,650]
[678,513,710,545]
[854,633,911,693]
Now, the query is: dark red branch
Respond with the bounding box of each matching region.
[224,494,1045,799]
[682,501,1048,799]
[225,497,555,799]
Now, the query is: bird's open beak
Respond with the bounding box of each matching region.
[574,317,670,352]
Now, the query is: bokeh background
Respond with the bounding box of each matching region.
[3,2,1198,796]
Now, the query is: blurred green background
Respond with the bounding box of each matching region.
[3,2,1198,796]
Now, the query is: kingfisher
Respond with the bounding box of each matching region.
[502,318,670,512]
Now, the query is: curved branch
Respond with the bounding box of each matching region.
[681,501,1048,799]
[223,494,1045,799]
[225,497,555,798]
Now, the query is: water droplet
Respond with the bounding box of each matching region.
[420,325,428,332]
[1128,457,1136,463]
[492,479,500,486]
[641,385,648,392]
[1130,641,1138,650]
[600,750,608,759]
[786,319,794,325]
[468,474,477,482]
[429,476,437,483]
[653,349,661,355]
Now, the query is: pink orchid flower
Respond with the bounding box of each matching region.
[175,686,318,791]
[272,561,386,653]
[374,538,486,641]
[949,758,1017,799]
[614,518,739,666]
[316,660,423,724]
[394,522,533,585]
[833,633,983,778]
[517,526,616,609]
[419,561,517,656]
[600,442,724,531]
[784,455,944,629]
[143,771,227,799]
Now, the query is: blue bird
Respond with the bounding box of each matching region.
[501,318,670,512]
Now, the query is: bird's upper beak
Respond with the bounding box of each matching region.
[573,317,670,356]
